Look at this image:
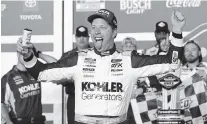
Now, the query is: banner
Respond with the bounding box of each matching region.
[73,0,207,61]
[1,1,63,124]
[76,0,105,12]
[1,0,53,36]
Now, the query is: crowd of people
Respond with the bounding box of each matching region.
[1,8,207,124]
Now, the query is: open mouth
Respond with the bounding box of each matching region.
[94,37,104,50]
[95,37,103,42]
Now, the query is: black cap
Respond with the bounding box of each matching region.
[88,9,117,29]
[75,26,89,37]
[155,21,170,33]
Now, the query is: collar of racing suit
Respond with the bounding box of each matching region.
[13,65,27,73]
[94,44,116,56]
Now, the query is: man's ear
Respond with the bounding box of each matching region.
[199,50,201,56]
[112,29,117,38]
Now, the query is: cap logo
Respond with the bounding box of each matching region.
[96,10,110,17]
[78,27,85,32]
[158,22,165,27]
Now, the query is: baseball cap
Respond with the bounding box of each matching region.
[155,21,170,33]
[75,26,89,37]
[88,9,117,29]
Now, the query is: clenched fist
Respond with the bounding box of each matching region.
[171,11,186,34]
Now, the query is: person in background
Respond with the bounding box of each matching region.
[61,26,90,59]
[1,42,53,124]
[182,40,207,75]
[143,11,186,92]
[180,40,207,123]
[146,11,186,56]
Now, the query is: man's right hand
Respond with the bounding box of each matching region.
[17,37,33,58]
[171,11,186,34]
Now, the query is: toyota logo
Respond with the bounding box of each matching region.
[25,0,36,8]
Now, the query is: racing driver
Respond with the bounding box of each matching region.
[18,9,184,124]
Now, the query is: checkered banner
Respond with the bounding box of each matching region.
[134,71,207,124]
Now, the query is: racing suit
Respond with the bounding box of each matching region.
[60,46,90,124]
[23,33,183,124]
[1,66,45,124]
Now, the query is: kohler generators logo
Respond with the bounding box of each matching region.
[120,0,151,14]
[81,82,124,101]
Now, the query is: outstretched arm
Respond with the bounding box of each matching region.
[17,38,78,80]
[131,63,179,79]
[39,53,58,63]
[23,54,77,83]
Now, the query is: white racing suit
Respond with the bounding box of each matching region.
[23,33,183,124]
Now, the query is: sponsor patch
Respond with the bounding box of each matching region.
[84,65,96,67]
[111,63,123,68]
[83,68,95,73]
[13,76,24,85]
[84,58,96,64]
[81,82,124,101]
[111,69,123,72]
[83,74,94,78]
[82,82,123,92]
[111,59,122,63]
[18,83,41,98]
[111,73,123,76]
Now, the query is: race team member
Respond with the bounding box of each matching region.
[181,40,207,79]
[180,40,207,123]
[143,11,186,92]
[1,47,47,124]
[61,26,90,59]
[18,9,183,124]
[146,11,186,56]
[121,37,137,52]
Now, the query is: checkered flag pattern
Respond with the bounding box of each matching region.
[134,72,207,124]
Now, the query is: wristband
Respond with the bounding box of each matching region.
[36,51,42,58]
